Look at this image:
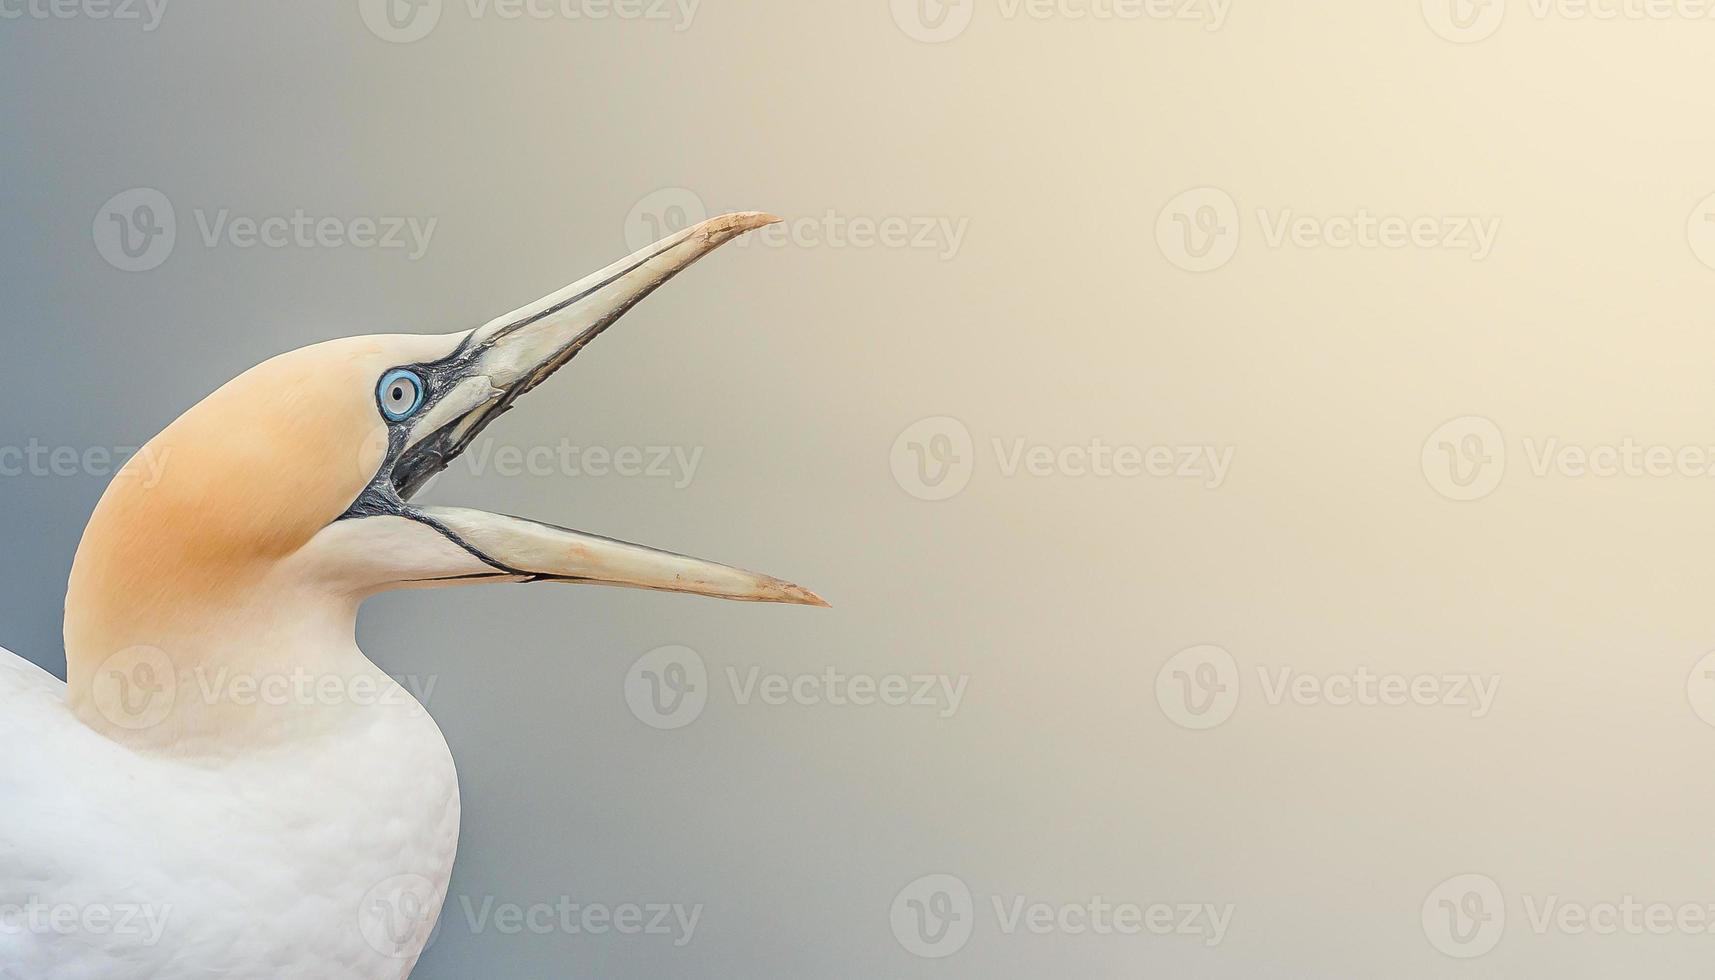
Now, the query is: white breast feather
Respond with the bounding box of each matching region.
[0,647,461,980]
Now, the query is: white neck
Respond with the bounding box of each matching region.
[67,578,416,757]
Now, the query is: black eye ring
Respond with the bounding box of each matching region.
[378,369,426,422]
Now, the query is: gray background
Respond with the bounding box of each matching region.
[8,1,1715,977]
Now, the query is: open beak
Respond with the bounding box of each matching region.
[354,212,828,607]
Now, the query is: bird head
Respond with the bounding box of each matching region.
[64,212,824,733]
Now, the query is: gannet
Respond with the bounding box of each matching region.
[0,212,825,979]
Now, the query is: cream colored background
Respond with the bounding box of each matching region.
[5,0,1715,975]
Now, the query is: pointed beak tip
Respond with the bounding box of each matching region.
[699,211,782,243]
[773,581,831,608]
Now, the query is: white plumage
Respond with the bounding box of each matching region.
[0,647,459,979]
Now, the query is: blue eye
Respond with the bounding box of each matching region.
[378,369,426,422]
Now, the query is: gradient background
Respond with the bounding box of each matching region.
[6,0,1715,976]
